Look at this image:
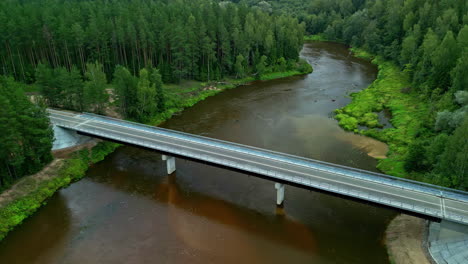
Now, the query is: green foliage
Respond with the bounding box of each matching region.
[297,59,313,74]
[255,55,268,79]
[84,62,108,114]
[0,77,53,191]
[435,118,468,189]
[430,31,460,90]
[136,68,157,122]
[450,49,468,92]
[0,0,305,83]
[0,142,119,241]
[235,54,246,78]
[35,64,84,110]
[335,114,358,131]
[267,0,467,100]
[404,93,468,190]
[113,65,138,118]
[335,50,429,177]
[435,91,468,133]
[304,34,328,41]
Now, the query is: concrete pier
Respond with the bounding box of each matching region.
[162,155,176,174]
[48,109,468,225]
[275,183,285,207]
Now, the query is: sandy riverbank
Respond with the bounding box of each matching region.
[385,214,431,264]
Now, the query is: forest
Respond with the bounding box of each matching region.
[246,0,467,189]
[0,0,305,83]
[0,0,307,189]
[0,77,53,190]
[1,0,467,190]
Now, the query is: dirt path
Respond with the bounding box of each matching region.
[0,159,65,208]
[385,214,431,264]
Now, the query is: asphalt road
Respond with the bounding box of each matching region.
[48,109,468,225]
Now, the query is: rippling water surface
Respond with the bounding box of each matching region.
[0,42,395,264]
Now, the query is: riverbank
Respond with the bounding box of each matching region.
[149,61,312,125]
[0,63,312,243]
[385,214,430,264]
[334,48,428,177]
[327,44,432,264]
[0,141,120,241]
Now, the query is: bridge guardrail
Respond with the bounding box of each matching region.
[77,112,468,202]
[49,112,468,224]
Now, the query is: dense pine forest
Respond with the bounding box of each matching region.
[0,77,53,189]
[0,0,305,83]
[0,0,308,190]
[247,0,467,189]
[1,0,466,191]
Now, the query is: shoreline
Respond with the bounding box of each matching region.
[334,48,427,177]
[0,66,312,243]
[320,39,433,264]
[0,141,119,241]
[385,214,431,264]
[148,63,312,125]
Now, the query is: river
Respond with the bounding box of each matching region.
[0,42,396,263]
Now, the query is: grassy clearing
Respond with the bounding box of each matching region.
[334,48,428,177]
[0,142,119,241]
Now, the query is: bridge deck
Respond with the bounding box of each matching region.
[48,109,468,225]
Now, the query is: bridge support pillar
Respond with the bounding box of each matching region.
[162,155,176,174]
[275,183,285,207]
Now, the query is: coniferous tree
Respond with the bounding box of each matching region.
[0,77,53,189]
[84,61,108,114]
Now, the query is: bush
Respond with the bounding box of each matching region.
[336,114,358,131]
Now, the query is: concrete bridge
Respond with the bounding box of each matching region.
[48,109,468,225]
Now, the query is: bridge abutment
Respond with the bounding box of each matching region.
[52,125,93,150]
[275,183,285,207]
[162,155,176,174]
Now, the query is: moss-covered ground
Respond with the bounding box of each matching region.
[334,48,428,177]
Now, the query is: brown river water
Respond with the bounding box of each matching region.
[0,42,396,264]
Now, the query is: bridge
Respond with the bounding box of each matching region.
[48,109,468,225]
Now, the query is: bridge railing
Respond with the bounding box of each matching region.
[49,111,468,224]
[75,112,468,202]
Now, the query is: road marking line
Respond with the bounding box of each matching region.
[50,115,468,218]
[51,112,468,203]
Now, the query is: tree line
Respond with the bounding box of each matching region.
[0,0,308,189]
[0,77,53,190]
[0,0,305,83]
[35,61,167,122]
[256,0,467,189]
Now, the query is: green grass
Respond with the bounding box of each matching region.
[0,60,314,242]
[149,62,312,125]
[0,142,119,242]
[304,34,328,41]
[334,48,428,177]
[304,34,347,44]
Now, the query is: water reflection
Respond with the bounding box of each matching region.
[0,42,395,264]
[0,193,72,263]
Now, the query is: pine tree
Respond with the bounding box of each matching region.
[431,31,460,90]
[436,118,468,189]
[113,65,138,118]
[84,61,108,114]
